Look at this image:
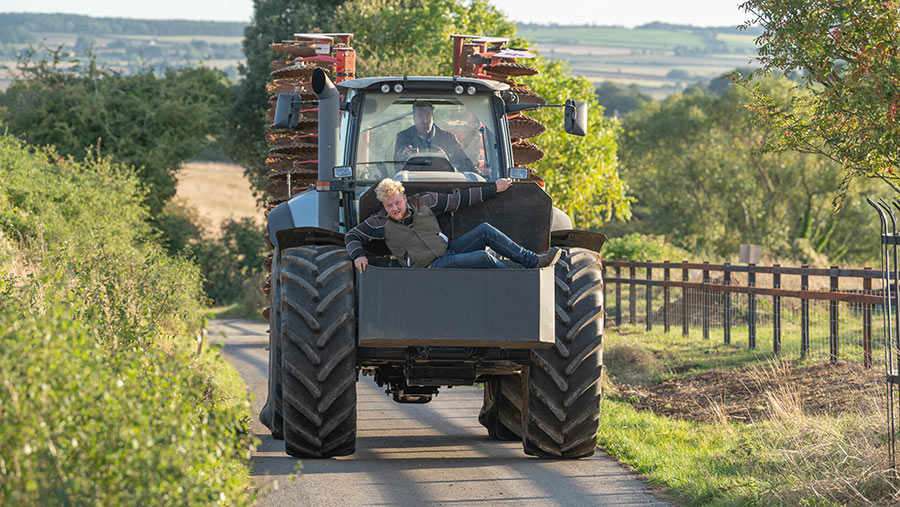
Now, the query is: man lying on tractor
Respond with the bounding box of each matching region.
[345,178,561,272]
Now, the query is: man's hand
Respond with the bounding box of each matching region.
[401,145,418,156]
[496,178,512,193]
[354,256,368,273]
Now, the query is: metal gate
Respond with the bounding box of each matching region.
[868,198,900,474]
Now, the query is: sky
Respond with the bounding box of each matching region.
[0,0,750,27]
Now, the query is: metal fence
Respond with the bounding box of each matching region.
[602,260,884,368]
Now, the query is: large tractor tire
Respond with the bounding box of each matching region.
[260,249,284,440]
[280,245,357,458]
[523,247,604,459]
[478,374,524,441]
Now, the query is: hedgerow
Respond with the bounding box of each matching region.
[0,133,253,505]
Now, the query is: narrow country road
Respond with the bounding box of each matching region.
[210,319,669,506]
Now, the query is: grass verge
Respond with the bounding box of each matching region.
[601,325,898,505]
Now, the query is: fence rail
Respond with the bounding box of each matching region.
[602,260,881,368]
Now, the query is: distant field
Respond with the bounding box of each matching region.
[104,34,244,44]
[520,26,708,50]
[520,24,761,97]
[175,162,262,235]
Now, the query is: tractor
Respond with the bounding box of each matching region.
[259,34,606,459]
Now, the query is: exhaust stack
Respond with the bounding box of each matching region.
[312,68,340,232]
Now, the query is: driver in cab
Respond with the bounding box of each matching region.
[394,101,477,172]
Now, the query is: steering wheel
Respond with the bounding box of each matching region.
[401,152,455,172]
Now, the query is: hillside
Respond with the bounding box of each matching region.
[518,22,761,97]
[0,13,759,97]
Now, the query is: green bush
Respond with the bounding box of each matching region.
[601,232,692,262]
[0,299,251,505]
[0,133,252,505]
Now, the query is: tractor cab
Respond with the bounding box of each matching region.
[338,76,512,184]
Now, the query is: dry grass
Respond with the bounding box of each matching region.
[742,363,900,505]
[174,161,262,236]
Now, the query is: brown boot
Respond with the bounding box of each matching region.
[534,247,561,268]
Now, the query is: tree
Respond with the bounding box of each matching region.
[333,0,516,76]
[0,49,231,216]
[738,0,900,195]
[524,56,631,229]
[619,76,884,261]
[594,81,652,117]
[226,0,347,195]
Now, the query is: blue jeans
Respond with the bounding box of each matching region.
[429,223,538,269]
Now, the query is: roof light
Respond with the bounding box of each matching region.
[393,83,404,93]
[381,84,391,93]
[466,85,476,95]
[454,85,465,94]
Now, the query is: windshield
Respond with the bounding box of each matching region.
[353,92,501,182]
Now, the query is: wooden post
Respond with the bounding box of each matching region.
[830,266,839,363]
[615,265,622,327]
[646,266,653,331]
[748,265,757,349]
[602,263,608,329]
[724,263,731,345]
[864,266,873,369]
[663,261,671,333]
[702,261,710,339]
[682,261,689,337]
[773,264,781,355]
[801,265,809,358]
[629,264,637,324]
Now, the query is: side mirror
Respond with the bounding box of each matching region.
[564,99,587,136]
[273,93,302,129]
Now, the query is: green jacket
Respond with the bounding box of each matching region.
[384,195,448,268]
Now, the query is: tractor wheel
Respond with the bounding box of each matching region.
[260,251,284,440]
[478,374,524,441]
[280,245,357,458]
[523,247,604,459]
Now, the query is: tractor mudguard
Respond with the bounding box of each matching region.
[551,230,607,253]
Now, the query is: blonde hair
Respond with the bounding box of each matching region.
[374,178,405,203]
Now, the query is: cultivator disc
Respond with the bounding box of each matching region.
[265,79,314,96]
[265,131,318,146]
[511,139,545,165]
[485,62,538,77]
[269,42,317,57]
[508,114,546,139]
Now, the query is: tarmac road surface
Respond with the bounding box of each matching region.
[210,319,669,507]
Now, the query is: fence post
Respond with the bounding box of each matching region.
[724,262,731,345]
[615,265,622,327]
[748,264,757,349]
[664,261,671,333]
[864,266,873,369]
[629,264,637,325]
[702,261,710,339]
[773,264,781,355]
[830,265,839,363]
[646,265,653,331]
[602,263,608,329]
[682,261,689,337]
[801,265,809,358]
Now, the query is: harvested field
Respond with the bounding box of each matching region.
[616,361,883,423]
[175,161,262,235]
